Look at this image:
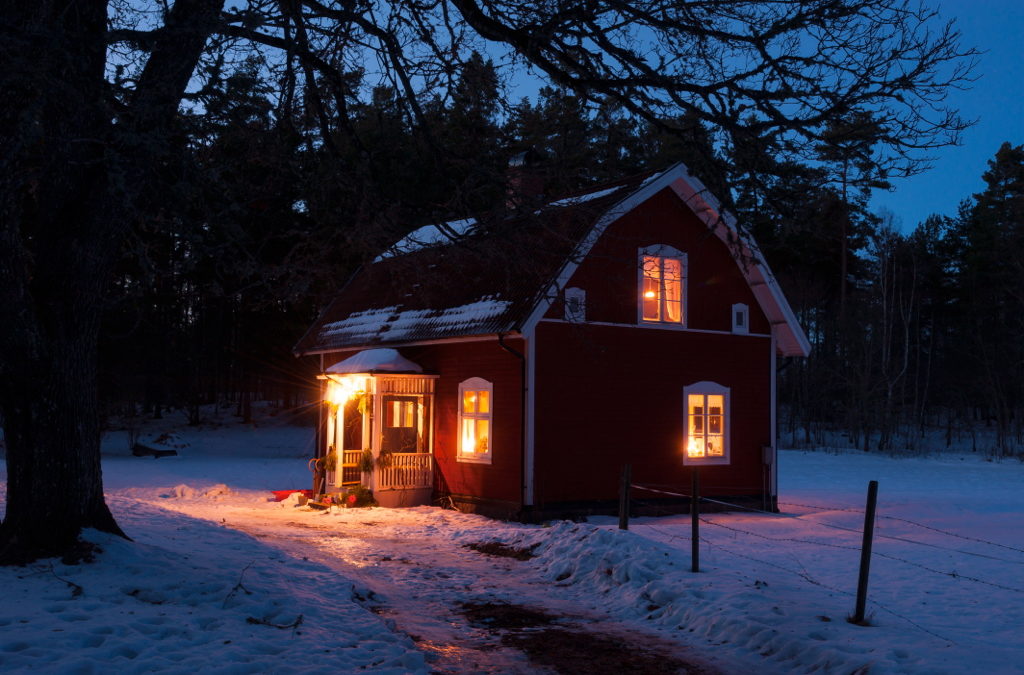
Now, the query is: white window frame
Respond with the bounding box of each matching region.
[683,381,731,466]
[564,287,586,322]
[638,245,687,326]
[457,377,493,464]
[732,303,749,334]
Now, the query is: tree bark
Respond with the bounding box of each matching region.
[1,323,126,562]
[0,0,223,563]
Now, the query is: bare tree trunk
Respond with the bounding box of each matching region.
[0,0,224,563]
[1,325,126,562]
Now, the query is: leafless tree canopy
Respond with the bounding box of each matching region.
[109,0,976,180]
[0,0,976,562]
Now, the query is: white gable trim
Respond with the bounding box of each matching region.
[519,163,810,357]
[667,172,810,357]
[524,334,536,506]
[519,168,679,335]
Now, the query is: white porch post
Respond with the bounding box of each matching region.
[335,393,345,489]
[369,377,381,495]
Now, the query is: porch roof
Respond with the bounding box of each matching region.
[325,348,424,375]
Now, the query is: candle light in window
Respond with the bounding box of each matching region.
[644,290,656,298]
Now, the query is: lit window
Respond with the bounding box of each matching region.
[387,400,415,428]
[458,377,492,463]
[683,382,730,465]
[639,246,685,324]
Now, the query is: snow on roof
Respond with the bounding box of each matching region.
[325,348,423,374]
[319,297,512,345]
[374,185,626,262]
[295,164,809,357]
[374,218,477,262]
[547,184,625,207]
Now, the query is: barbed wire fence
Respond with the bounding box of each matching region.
[620,477,1024,642]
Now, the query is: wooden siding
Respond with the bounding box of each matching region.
[545,187,770,335]
[532,321,772,505]
[401,340,525,506]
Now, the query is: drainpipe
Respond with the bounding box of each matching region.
[315,353,325,496]
[498,333,528,515]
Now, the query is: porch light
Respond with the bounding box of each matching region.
[325,376,366,406]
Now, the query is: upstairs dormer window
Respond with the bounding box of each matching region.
[639,245,686,325]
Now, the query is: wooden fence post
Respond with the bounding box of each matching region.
[618,464,632,530]
[851,480,879,624]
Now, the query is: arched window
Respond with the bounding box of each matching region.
[683,381,730,466]
[458,377,493,464]
[639,245,686,325]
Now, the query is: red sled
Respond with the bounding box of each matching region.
[271,489,314,502]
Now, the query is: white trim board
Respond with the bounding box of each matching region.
[524,334,536,507]
[537,317,771,339]
[299,333,518,356]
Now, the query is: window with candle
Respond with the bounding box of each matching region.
[683,382,731,465]
[457,377,492,463]
[639,246,686,325]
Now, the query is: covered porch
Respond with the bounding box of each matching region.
[316,349,436,507]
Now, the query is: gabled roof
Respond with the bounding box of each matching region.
[294,163,810,357]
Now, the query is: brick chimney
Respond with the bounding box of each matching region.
[505,147,545,209]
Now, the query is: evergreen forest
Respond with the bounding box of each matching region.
[93,57,1024,457]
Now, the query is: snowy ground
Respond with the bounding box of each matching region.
[2,407,1023,673]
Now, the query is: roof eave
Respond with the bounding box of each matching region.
[294,330,525,356]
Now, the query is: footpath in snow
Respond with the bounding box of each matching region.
[1,409,1023,673]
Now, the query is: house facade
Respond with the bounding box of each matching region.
[295,163,810,518]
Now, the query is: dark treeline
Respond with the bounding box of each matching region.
[777,141,1024,456]
[100,56,1022,455]
[97,54,722,424]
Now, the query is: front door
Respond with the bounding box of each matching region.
[381,395,419,453]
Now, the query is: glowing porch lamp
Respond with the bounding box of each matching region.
[324,375,366,407]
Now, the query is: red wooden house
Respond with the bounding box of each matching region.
[294,162,809,517]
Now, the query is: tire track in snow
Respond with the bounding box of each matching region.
[218,508,715,674]
[226,512,544,674]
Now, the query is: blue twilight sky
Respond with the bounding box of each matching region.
[871,0,1024,230]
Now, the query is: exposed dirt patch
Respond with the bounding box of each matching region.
[459,601,705,674]
[464,541,539,560]
[460,601,557,630]
[507,626,693,674]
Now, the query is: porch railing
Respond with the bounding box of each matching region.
[341,450,363,485]
[378,453,433,490]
